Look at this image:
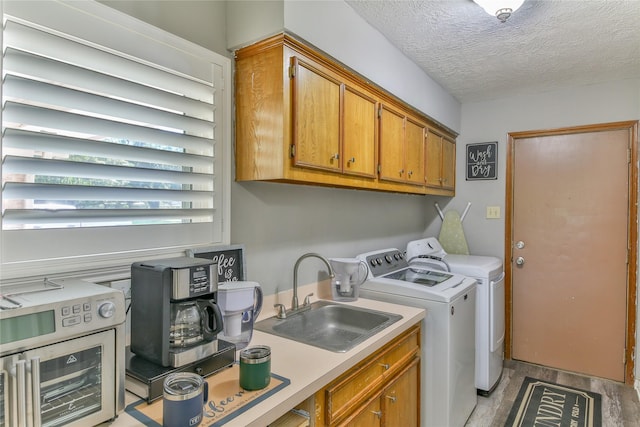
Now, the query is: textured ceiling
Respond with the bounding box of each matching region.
[345,0,640,103]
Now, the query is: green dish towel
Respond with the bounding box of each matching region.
[439,210,469,255]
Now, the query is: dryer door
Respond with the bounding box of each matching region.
[490,272,506,352]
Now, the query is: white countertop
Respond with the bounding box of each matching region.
[109,296,425,427]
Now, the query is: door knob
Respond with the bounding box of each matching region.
[516,241,525,249]
[516,256,525,266]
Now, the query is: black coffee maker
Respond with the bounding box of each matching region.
[130,257,225,368]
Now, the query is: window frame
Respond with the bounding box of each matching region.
[0,0,231,283]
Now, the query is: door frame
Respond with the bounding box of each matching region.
[504,120,638,384]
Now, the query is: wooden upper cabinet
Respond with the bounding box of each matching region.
[441,136,455,190]
[343,85,377,178]
[426,128,456,194]
[234,33,456,196]
[405,117,426,186]
[291,56,341,172]
[378,104,406,183]
[379,104,426,187]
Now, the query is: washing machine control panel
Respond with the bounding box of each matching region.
[363,249,408,277]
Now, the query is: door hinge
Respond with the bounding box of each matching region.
[628,148,632,164]
[290,144,296,158]
[289,65,296,79]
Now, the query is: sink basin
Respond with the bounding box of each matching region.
[254,300,402,353]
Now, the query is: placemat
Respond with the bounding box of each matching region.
[125,364,290,426]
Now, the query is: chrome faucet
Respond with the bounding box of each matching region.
[292,252,334,310]
[273,252,335,319]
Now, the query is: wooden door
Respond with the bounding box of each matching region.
[425,129,443,188]
[509,123,636,382]
[342,397,382,427]
[441,136,456,190]
[382,358,420,427]
[291,56,341,172]
[378,104,405,183]
[343,85,377,178]
[404,118,426,186]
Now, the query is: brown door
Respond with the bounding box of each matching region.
[509,123,636,382]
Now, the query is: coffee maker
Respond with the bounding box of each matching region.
[130,257,226,368]
[127,257,236,401]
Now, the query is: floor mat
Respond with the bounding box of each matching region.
[505,376,601,427]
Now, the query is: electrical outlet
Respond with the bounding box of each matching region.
[486,206,501,219]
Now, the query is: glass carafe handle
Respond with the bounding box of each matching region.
[197,299,223,340]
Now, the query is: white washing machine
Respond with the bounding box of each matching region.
[406,237,505,394]
[356,248,477,427]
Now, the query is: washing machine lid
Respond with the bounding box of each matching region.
[406,237,503,279]
[443,254,503,279]
[361,269,477,303]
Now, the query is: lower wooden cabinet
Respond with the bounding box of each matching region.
[313,324,421,426]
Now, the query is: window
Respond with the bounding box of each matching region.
[0,1,231,281]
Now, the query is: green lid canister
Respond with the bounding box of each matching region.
[239,345,271,390]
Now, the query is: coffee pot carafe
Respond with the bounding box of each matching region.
[170,299,223,348]
[329,258,368,301]
[217,281,263,350]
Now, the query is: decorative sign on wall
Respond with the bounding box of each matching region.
[466,142,498,180]
[187,244,246,283]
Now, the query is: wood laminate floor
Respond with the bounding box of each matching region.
[465,360,640,426]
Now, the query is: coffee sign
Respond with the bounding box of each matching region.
[466,142,498,180]
[187,244,246,283]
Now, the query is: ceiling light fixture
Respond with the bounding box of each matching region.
[473,0,525,23]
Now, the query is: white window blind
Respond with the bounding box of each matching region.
[0,0,231,281]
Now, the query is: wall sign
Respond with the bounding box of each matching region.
[186,244,246,283]
[466,142,498,180]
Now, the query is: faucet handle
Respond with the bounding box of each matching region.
[303,293,314,307]
[274,303,287,319]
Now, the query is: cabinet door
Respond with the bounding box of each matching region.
[343,85,377,178]
[378,105,405,183]
[441,136,456,190]
[404,118,426,186]
[341,397,382,427]
[291,56,341,172]
[382,357,420,427]
[425,129,443,188]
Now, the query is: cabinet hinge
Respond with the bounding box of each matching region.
[377,106,382,119]
[290,144,296,158]
[289,65,296,79]
[377,164,382,174]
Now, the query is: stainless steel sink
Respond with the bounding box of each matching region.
[255,300,402,353]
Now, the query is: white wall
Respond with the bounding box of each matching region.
[438,78,640,381]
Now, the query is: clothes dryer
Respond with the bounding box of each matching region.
[406,237,505,394]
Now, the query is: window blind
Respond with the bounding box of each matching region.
[2,20,216,229]
[0,0,231,280]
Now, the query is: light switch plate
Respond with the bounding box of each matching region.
[486,206,501,219]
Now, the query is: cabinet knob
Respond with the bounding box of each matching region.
[349,157,356,163]
[386,395,397,403]
[408,170,413,177]
[331,153,340,160]
[379,363,390,370]
[371,410,383,419]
